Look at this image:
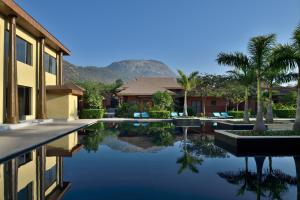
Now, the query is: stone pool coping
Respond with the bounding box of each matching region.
[214,130,300,156]
[0,119,98,162]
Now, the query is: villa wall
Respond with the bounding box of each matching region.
[47,93,78,121]
[16,26,37,121]
[0,164,4,200]
[45,156,58,196]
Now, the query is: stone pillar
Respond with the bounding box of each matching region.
[37,37,47,119]
[7,15,18,124]
[57,51,63,86]
[4,158,18,200]
[37,146,46,200]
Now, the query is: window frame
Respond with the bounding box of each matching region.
[16,35,32,66]
[44,52,57,75]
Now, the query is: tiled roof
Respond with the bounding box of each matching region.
[118,77,182,96]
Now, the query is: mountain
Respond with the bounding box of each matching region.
[63,59,176,83]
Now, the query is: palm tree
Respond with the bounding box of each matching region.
[177,70,199,116]
[248,34,276,131]
[273,25,300,130]
[263,68,297,123]
[217,52,254,123]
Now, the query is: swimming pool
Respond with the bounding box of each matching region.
[0,122,298,200]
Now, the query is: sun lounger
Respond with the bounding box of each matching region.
[178,113,183,117]
[221,112,233,119]
[134,112,141,118]
[141,112,149,118]
[171,112,179,118]
[212,112,225,119]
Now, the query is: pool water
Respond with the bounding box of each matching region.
[1,122,299,200]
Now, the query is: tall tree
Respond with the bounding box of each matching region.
[248,34,276,131]
[274,25,300,130]
[177,70,199,116]
[263,67,297,123]
[217,52,254,123]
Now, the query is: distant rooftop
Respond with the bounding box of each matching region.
[118,77,182,96]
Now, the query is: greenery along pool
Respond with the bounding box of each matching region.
[1,122,299,200]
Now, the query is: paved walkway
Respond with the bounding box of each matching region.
[0,119,98,162]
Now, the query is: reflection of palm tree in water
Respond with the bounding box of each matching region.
[294,156,300,200]
[177,127,203,174]
[218,156,297,200]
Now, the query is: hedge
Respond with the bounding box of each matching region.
[273,109,296,118]
[80,109,105,119]
[228,111,250,118]
[149,110,170,119]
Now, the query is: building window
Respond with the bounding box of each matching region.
[16,36,32,65]
[44,52,57,75]
[211,100,217,106]
[45,165,57,189]
[18,182,33,200]
[18,86,32,119]
[191,100,201,114]
[18,152,32,167]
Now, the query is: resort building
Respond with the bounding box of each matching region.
[117,77,231,115]
[0,0,82,124]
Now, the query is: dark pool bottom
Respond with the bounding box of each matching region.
[0,122,298,200]
[62,122,298,200]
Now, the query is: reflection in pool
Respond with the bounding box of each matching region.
[0,122,299,200]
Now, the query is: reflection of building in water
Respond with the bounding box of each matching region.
[47,132,82,157]
[1,132,81,200]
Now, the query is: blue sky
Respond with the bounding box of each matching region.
[16,0,300,74]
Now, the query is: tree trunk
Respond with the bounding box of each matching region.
[202,96,206,116]
[294,67,300,130]
[225,99,228,112]
[183,91,188,117]
[254,77,267,131]
[266,87,274,123]
[255,157,265,200]
[236,104,239,111]
[243,87,250,123]
[268,156,272,174]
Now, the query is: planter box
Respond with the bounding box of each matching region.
[214,130,300,156]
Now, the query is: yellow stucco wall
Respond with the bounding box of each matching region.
[47,131,78,150]
[0,164,4,200]
[0,16,5,124]
[68,94,78,121]
[16,27,37,120]
[47,93,78,121]
[18,150,37,200]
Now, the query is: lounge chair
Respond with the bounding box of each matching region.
[178,113,183,117]
[141,112,149,118]
[134,112,141,118]
[212,112,224,119]
[171,112,179,118]
[220,112,233,119]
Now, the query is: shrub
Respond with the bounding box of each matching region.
[273,109,296,118]
[152,91,174,111]
[149,110,170,119]
[228,111,250,118]
[116,103,139,118]
[80,109,105,119]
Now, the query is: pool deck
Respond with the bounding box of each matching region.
[0,119,98,162]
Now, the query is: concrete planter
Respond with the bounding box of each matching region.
[214,130,300,156]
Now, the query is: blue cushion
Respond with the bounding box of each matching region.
[134,112,141,118]
[171,112,178,117]
[141,112,149,118]
[221,112,229,117]
[213,112,221,117]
